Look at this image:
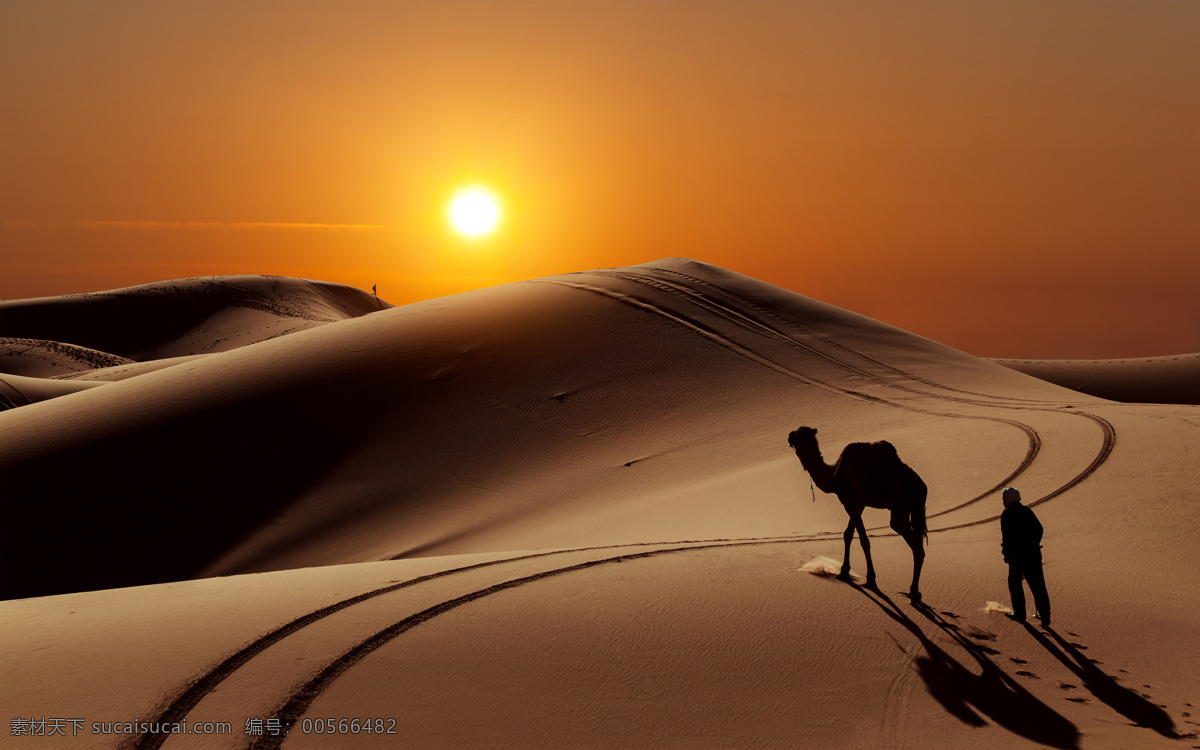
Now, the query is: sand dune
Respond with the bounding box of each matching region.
[1,259,1197,748]
[0,275,388,363]
[0,337,133,378]
[992,355,1200,406]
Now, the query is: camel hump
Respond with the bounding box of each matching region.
[835,440,909,495]
[870,440,900,462]
[841,440,901,468]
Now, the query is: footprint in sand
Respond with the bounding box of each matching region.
[1016,670,1039,679]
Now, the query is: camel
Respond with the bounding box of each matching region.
[787,426,928,601]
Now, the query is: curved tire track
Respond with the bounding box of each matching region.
[246,536,819,750]
[131,548,574,750]
[132,534,820,750]
[928,410,1117,533]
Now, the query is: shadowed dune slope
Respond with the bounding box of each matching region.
[0,337,133,378]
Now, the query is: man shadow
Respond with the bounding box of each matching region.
[850,583,1079,750]
[1022,623,1181,738]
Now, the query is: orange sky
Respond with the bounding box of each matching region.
[2,0,1197,358]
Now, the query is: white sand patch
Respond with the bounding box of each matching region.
[798,556,861,581]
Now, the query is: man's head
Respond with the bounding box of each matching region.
[1002,487,1022,508]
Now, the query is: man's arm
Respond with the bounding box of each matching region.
[1001,511,1011,562]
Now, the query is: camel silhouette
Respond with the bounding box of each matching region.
[788,426,928,601]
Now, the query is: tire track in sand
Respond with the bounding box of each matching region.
[133,535,820,750]
[245,536,831,750]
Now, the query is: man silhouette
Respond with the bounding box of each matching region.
[1001,487,1051,627]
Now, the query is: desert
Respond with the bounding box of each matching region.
[1,258,1197,748]
[5,0,1199,746]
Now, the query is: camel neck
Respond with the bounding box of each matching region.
[798,442,838,493]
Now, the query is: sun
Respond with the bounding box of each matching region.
[449,189,500,236]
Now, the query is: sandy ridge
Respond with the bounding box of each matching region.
[598,267,1049,404]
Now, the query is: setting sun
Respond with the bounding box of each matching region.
[449,189,500,236]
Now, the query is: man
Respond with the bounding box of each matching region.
[1001,487,1051,627]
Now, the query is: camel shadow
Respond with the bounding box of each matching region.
[1022,624,1181,738]
[850,583,1079,749]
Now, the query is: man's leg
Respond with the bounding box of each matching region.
[1007,564,1027,620]
[1025,562,1051,625]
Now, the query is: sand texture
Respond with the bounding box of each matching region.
[1,259,1197,748]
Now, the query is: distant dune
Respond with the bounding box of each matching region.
[1,260,1196,749]
[0,275,389,364]
[992,355,1200,405]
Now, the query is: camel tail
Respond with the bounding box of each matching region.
[912,475,928,543]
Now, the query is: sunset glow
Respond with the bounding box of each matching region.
[1,1,1197,357]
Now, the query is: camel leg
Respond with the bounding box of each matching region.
[890,510,925,602]
[838,517,855,582]
[853,515,876,590]
[907,530,925,603]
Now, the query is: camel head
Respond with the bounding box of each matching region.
[787,426,818,452]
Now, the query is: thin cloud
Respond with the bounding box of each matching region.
[1,219,382,232]
[75,220,384,232]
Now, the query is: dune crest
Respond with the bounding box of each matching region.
[0,275,389,365]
